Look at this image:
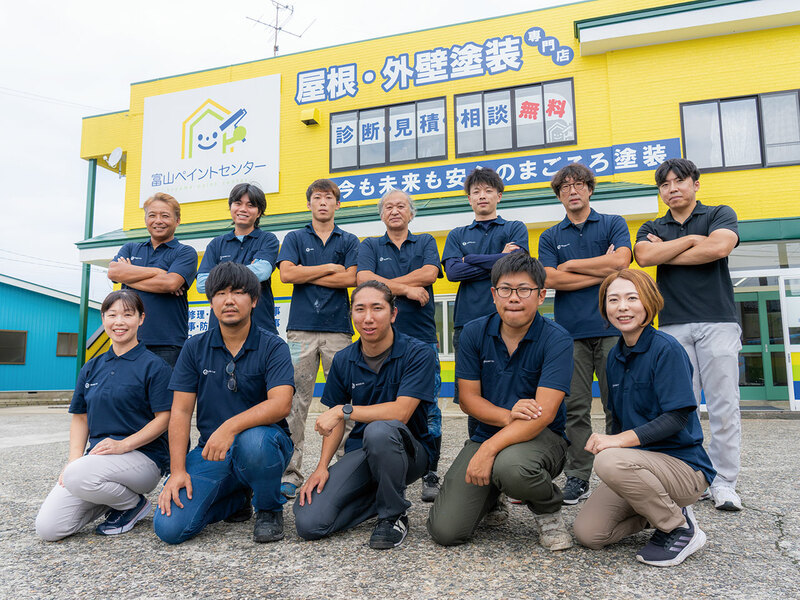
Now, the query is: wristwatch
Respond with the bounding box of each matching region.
[342,404,354,421]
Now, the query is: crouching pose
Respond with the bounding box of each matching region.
[154,262,295,544]
[427,253,574,551]
[36,290,172,540]
[294,281,436,549]
[573,269,715,567]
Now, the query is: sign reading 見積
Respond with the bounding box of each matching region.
[295,26,573,105]
[330,139,681,202]
[140,75,281,205]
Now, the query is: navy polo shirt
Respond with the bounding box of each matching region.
[636,202,738,326]
[538,209,631,339]
[321,330,436,464]
[455,312,573,444]
[169,323,295,448]
[357,232,442,344]
[70,343,173,473]
[442,216,529,328]
[199,228,280,335]
[113,239,198,347]
[606,326,716,485]
[277,223,359,334]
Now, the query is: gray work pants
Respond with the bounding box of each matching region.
[36,450,161,541]
[660,322,742,488]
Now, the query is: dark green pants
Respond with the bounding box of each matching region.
[564,336,617,482]
[427,428,567,546]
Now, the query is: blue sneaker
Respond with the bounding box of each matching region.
[95,495,151,536]
[280,482,297,499]
[636,506,706,567]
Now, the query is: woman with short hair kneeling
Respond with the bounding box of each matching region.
[35,290,172,541]
[573,269,714,567]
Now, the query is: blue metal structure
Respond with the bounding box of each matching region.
[0,275,101,392]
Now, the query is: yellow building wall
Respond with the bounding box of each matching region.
[79,0,715,232]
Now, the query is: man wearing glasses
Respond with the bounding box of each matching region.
[154,262,295,544]
[538,164,632,505]
[427,253,574,551]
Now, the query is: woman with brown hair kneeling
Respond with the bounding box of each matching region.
[573,269,714,567]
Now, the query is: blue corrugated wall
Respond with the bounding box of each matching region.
[0,283,101,391]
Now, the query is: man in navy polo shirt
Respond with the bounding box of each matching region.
[538,163,632,505]
[427,253,573,550]
[108,192,198,367]
[442,167,529,405]
[635,158,742,512]
[357,188,443,503]
[196,183,280,334]
[154,262,295,544]
[278,179,359,500]
[294,281,435,550]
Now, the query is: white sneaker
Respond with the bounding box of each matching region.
[532,510,573,551]
[482,494,510,526]
[710,486,742,511]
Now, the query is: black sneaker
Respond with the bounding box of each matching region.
[253,509,284,543]
[95,494,151,536]
[369,513,409,549]
[421,471,440,503]
[561,476,590,505]
[636,506,706,567]
[225,488,253,523]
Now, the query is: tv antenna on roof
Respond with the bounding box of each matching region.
[247,1,316,57]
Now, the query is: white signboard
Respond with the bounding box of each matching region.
[140,74,281,205]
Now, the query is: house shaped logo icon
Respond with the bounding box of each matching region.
[181,99,248,159]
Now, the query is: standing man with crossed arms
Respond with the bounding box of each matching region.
[108,192,197,367]
[538,163,631,505]
[277,179,359,500]
[634,158,742,512]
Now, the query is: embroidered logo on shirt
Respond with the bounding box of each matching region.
[483,359,494,364]
[351,382,365,389]
[220,255,232,259]
[305,247,315,252]
[379,256,392,262]
[130,256,143,261]
[462,241,476,246]
[557,244,571,249]
[202,369,216,375]
[84,382,99,389]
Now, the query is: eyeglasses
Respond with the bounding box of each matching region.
[559,181,586,196]
[226,360,237,392]
[494,286,540,299]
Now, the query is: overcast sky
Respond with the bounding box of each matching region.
[0,0,570,301]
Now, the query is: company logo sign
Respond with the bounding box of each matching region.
[140,75,281,205]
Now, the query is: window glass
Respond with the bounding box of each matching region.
[417,99,446,159]
[543,80,575,144]
[761,92,800,166]
[57,332,78,357]
[389,104,416,163]
[358,108,386,167]
[330,112,357,170]
[515,85,545,148]
[0,330,26,365]
[455,93,483,155]
[720,98,761,167]
[682,102,723,169]
[484,90,512,152]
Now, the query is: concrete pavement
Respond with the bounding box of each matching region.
[1,406,798,599]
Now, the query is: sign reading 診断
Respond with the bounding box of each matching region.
[140,75,281,205]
